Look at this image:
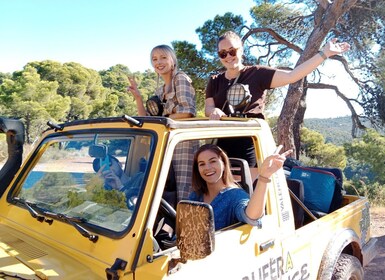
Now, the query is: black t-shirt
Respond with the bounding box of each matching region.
[205,65,276,118]
[206,65,275,166]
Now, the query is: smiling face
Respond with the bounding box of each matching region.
[217,37,243,70]
[192,144,236,195]
[150,47,176,76]
[197,150,225,187]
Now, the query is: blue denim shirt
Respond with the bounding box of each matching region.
[189,187,262,231]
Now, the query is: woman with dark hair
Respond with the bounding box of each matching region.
[94,155,129,191]
[95,155,145,209]
[205,31,350,167]
[189,144,291,231]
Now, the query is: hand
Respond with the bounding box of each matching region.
[209,108,227,120]
[322,38,350,57]
[127,76,142,99]
[259,145,292,179]
[98,164,123,190]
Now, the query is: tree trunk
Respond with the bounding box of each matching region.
[294,87,308,158]
[277,0,358,157]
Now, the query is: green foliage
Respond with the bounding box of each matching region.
[344,129,385,184]
[0,134,6,163]
[173,40,213,88]
[0,66,72,143]
[250,2,311,45]
[344,180,385,207]
[91,186,126,208]
[196,12,246,56]
[300,123,385,206]
[300,127,346,169]
[68,175,126,209]
[99,64,131,92]
[1,0,384,206]
[37,173,76,188]
[67,190,86,208]
[304,117,355,146]
[89,93,119,118]
[375,50,385,123]
[20,172,77,209]
[0,61,161,141]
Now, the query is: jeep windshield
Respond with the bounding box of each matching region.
[13,130,153,233]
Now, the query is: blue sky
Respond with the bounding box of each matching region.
[0,0,254,73]
[0,0,355,118]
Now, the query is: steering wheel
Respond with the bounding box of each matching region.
[160,198,176,220]
[152,198,177,250]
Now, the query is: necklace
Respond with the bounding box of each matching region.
[227,73,241,86]
[225,68,243,86]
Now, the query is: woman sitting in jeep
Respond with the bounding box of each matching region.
[189,144,291,230]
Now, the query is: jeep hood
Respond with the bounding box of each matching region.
[0,225,101,279]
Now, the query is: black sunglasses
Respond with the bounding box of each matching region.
[218,48,238,59]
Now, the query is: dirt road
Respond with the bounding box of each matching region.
[364,208,385,279]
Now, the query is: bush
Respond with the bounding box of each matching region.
[0,134,6,163]
[344,179,385,207]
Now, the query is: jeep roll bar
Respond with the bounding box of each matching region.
[0,117,25,197]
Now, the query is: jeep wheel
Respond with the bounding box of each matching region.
[332,253,364,280]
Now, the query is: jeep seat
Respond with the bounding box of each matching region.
[229,158,253,196]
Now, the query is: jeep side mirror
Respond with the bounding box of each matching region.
[168,201,215,274]
[176,201,215,260]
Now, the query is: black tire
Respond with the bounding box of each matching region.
[332,253,364,280]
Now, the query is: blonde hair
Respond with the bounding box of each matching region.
[150,45,178,86]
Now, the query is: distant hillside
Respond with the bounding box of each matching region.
[304,116,354,145]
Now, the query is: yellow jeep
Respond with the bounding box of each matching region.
[0,116,377,279]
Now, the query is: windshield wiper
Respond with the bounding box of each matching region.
[43,211,99,243]
[13,197,98,243]
[13,197,53,224]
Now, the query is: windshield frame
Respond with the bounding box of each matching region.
[7,128,157,238]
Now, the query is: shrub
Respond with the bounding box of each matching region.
[344,179,385,207]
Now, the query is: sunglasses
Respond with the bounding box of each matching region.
[218,48,238,59]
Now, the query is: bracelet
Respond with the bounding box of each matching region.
[318,50,328,60]
[258,175,272,183]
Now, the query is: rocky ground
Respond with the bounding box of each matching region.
[363,207,385,279]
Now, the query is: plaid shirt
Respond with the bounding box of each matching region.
[154,71,196,116]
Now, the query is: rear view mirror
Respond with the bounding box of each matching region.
[176,200,215,260]
[89,144,110,171]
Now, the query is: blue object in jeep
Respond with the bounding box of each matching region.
[289,166,342,214]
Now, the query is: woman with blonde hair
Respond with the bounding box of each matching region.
[128,44,198,201]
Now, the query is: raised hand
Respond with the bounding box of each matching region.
[259,145,293,179]
[98,164,123,190]
[127,76,141,99]
[322,38,350,57]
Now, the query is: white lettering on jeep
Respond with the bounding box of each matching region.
[241,253,310,280]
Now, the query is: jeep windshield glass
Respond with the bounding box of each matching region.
[16,131,153,233]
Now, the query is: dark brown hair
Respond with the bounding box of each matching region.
[217,31,243,50]
[192,144,236,196]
